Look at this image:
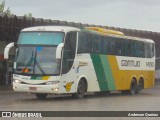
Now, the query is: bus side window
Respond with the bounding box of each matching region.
[102,37,108,54]
[107,37,112,55]
[130,40,135,57]
[103,36,117,55]
[92,35,100,53]
[151,43,155,57]
[77,32,91,53]
[99,36,104,54]
[125,39,131,56]
[136,42,140,57]
[140,41,145,58]
[62,32,77,74]
[134,41,140,57]
[115,38,122,56]
[121,39,126,56]
[145,42,151,58]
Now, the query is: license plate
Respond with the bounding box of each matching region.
[29,87,37,91]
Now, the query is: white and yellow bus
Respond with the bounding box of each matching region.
[4,26,155,99]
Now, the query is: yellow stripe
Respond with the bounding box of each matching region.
[42,76,50,80]
[107,55,154,90]
[107,55,122,90]
[85,27,124,36]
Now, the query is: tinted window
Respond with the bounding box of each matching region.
[145,42,154,58]
[115,38,122,56]
[77,31,154,58]
[62,32,77,74]
[91,34,101,53]
[102,37,108,54]
[107,37,115,55]
[78,32,91,53]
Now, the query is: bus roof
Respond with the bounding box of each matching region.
[21,26,154,44]
[21,26,80,33]
[83,27,154,43]
[109,34,154,43]
[85,27,124,36]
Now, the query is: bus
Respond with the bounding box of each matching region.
[4,26,155,99]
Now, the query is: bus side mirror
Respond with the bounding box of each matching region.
[56,43,64,59]
[4,42,15,59]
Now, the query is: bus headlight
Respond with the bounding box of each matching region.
[14,79,22,84]
[46,81,59,85]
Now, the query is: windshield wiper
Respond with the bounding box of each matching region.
[21,51,34,73]
[35,60,45,75]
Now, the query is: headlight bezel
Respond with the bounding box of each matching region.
[13,79,22,84]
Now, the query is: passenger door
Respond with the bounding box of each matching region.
[60,32,78,93]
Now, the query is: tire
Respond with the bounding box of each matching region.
[35,93,47,99]
[138,79,144,92]
[129,79,137,95]
[72,80,86,99]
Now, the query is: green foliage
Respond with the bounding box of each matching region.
[24,13,32,18]
[0,1,12,15]
[0,1,5,13]
[0,0,32,17]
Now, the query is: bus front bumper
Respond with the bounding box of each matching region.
[13,83,60,94]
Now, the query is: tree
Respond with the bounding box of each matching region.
[0,1,5,12]
[0,1,32,17]
[24,13,32,18]
[0,1,11,15]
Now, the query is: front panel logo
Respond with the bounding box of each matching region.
[64,82,74,92]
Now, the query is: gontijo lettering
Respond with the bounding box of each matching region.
[121,60,140,67]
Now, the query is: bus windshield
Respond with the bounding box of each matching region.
[14,32,64,75]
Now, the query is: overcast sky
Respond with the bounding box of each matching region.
[2,0,160,32]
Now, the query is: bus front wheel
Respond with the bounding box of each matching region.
[35,93,47,99]
[72,80,86,99]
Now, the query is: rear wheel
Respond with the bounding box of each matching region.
[72,80,86,99]
[129,79,137,95]
[138,79,144,92]
[35,93,47,99]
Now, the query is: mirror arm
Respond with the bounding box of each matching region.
[56,43,64,59]
[4,42,15,59]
